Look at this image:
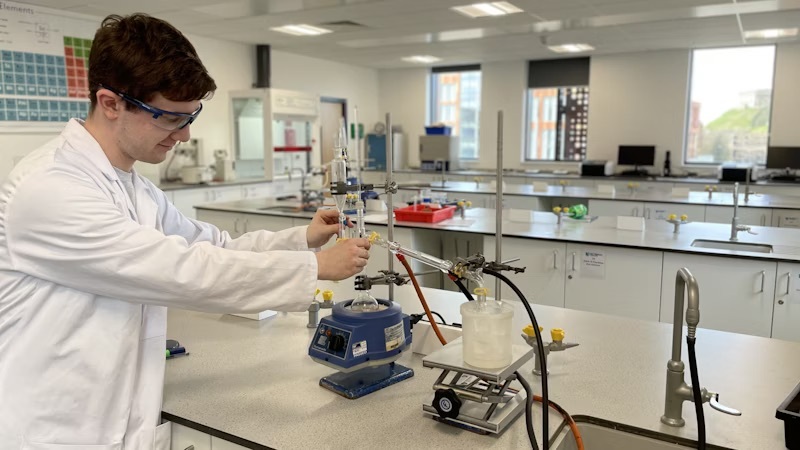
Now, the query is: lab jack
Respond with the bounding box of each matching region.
[422,338,533,434]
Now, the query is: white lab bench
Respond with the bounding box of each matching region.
[195,202,800,342]
[162,282,800,449]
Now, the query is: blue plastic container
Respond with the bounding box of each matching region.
[425,126,452,135]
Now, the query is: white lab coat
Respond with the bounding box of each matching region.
[0,119,318,449]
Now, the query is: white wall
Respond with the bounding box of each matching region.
[377,43,800,174]
[0,33,380,181]
[271,50,379,165]
[586,50,691,171]
[377,68,428,169]
[770,42,800,146]
[476,61,526,170]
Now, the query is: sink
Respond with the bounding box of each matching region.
[690,239,773,253]
[553,419,731,450]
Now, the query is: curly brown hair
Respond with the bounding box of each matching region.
[88,13,217,111]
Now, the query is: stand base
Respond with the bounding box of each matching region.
[320,363,414,399]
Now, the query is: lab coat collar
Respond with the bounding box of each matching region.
[62,118,122,183]
[63,119,149,220]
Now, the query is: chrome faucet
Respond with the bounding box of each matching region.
[744,168,753,203]
[730,182,757,241]
[286,167,305,183]
[661,268,741,427]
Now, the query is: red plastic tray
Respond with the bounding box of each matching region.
[394,204,456,223]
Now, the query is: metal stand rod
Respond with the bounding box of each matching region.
[495,111,504,300]
[386,112,394,302]
[355,106,361,204]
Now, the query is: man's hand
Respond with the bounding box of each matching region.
[307,208,352,248]
[315,238,371,280]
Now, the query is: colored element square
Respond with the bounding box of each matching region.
[64,36,72,46]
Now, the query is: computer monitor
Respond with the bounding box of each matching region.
[766,146,800,170]
[617,145,656,175]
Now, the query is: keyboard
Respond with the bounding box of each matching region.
[770,175,800,182]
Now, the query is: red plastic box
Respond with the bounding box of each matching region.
[394,204,456,223]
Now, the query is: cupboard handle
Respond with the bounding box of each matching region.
[759,270,766,293]
[785,272,791,296]
[761,214,766,226]
[184,446,194,450]
[646,208,651,219]
[233,218,239,233]
[553,250,558,270]
[571,252,576,271]
[243,219,249,233]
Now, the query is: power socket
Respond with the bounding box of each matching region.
[412,320,462,356]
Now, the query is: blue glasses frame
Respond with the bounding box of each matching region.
[99,84,202,130]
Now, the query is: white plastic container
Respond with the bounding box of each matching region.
[460,300,514,369]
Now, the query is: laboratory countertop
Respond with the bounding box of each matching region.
[197,200,800,263]
[157,176,274,191]
[162,282,800,449]
[373,167,800,187]
[404,181,800,210]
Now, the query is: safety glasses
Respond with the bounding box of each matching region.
[100,84,203,131]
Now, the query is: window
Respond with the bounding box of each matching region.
[525,58,590,161]
[525,86,589,161]
[429,65,482,160]
[685,46,776,165]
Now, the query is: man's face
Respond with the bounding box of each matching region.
[116,93,200,165]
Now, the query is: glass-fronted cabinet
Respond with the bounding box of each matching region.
[230,89,320,180]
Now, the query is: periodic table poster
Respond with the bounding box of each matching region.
[0,1,98,132]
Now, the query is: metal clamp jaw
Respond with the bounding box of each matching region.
[521,327,579,376]
[450,253,526,279]
[330,182,374,196]
[355,270,409,291]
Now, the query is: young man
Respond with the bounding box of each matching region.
[0,13,370,449]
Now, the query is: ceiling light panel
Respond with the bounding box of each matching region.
[402,55,442,64]
[452,2,523,18]
[270,24,332,36]
[548,43,595,53]
[744,28,799,39]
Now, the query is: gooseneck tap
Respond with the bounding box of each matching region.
[661,268,741,428]
[730,182,757,241]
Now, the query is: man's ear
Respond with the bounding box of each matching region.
[95,89,122,121]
